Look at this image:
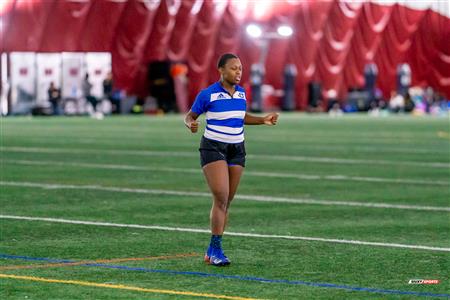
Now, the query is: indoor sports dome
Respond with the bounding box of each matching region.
[1,1,450,299]
[0,0,449,115]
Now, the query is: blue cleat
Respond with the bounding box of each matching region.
[206,247,230,266]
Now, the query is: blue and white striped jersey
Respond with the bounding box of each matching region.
[191,82,246,144]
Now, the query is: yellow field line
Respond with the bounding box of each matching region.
[0,273,260,300]
[0,253,199,271]
[437,131,450,140]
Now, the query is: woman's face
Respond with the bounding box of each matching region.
[220,58,242,85]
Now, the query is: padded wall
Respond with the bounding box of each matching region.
[1,0,449,108]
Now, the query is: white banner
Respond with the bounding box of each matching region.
[10,52,36,112]
[85,53,112,98]
[36,53,62,105]
[1,53,8,115]
[62,52,84,99]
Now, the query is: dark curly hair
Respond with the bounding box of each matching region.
[217,53,239,68]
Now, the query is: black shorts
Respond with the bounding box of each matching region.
[199,136,246,167]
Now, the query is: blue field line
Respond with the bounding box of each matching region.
[1,254,448,298]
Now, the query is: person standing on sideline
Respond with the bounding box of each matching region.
[47,82,61,115]
[103,71,120,114]
[83,73,103,119]
[184,53,279,266]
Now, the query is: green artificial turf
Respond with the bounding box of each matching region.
[0,114,449,299]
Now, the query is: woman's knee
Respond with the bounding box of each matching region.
[225,199,233,211]
[213,191,229,210]
[212,189,228,200]
[227,192,236,202]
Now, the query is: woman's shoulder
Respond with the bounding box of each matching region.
[235,85,245,92]
[198,82,222,96]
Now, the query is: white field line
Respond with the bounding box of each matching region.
[249,154,449,168]
[1,146,449,168]
[1,214,449,252]
[4,159,449,187]
[291,144,449,155]
[1,181,449,212]
[8,135,448,154]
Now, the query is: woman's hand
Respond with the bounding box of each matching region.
[263,113,279,125]
[184,110,200,133]
[186,120,199,133]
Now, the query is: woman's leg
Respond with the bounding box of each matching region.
[223,165,244,232]
[202,160,230,235]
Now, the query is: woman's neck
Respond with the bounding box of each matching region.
[220,79,235,95]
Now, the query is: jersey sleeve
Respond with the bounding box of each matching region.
[191,90,209,115]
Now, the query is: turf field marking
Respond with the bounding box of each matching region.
[437,131,450,140]
[1,255,449,298]
[2,180,449,212]
[0,273,259,300]
[1,215,449,252]
[2,146,448,168]
[5,137,448,154]
[4,159,448,186]
[292,144,449,154]
[0,253,199,271]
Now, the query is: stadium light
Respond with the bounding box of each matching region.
[245,22,294,112]
[246,23,294,40]
[246,24,263,38]
[277,25,293,37]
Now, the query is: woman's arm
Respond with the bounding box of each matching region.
[184,110,200,133]
[244,112,279,125]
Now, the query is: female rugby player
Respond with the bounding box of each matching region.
[184,53,278,266]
